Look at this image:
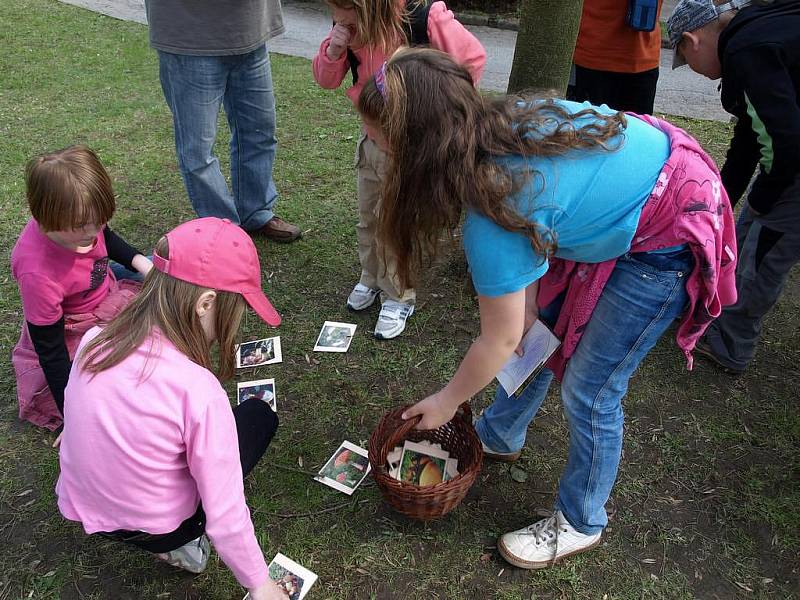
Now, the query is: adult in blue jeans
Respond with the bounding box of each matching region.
[144,0,301,242]
[359,49,736,569]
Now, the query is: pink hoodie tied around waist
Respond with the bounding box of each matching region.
[539,115,738,380]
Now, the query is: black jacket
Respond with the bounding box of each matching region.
[718,0,800,213]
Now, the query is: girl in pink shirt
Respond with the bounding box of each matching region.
[312,0,485,340]
[11,146,152,431]
[57,218,288,600]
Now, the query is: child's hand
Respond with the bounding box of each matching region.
[402,392,459,430]
[248,579,289,600]
[326,23,352,61]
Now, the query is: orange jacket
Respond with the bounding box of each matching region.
[573,0,663,73]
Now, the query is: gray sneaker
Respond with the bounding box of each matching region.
[158,534,210,574]
[374,300,415,339]
[347,283,380,311]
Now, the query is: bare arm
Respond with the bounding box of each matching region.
[403,289,526,429]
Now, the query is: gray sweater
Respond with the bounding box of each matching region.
[145,0,285,56]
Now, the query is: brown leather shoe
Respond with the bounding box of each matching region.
[254,216,301,243]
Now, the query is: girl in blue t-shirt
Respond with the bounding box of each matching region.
[358,48,735,570]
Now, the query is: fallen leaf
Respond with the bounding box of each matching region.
[509,465,528,483]
[479,553,492,563]
[735,582,753,592]
[298,456,304,468]
[17,489,33,497]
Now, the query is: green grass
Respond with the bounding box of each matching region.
[1,1,799,598]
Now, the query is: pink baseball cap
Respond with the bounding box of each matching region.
[152,217,281,326]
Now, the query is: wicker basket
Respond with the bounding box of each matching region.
[368,403,483,520]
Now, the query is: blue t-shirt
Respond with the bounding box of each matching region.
[463,100,670,297]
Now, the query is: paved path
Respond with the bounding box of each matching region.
[59,0,729,121]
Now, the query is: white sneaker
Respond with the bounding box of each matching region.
[157,534,210,574]
[498,510,601,569]
[374,300,415,340]
[347,283,380,311]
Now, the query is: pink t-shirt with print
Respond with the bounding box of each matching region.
[11,219,115,325]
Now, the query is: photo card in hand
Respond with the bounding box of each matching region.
[314,440,371,495]
[242,553,318,600]
[496,320,560,396]
[313,321,357,353]
[237,378,276,412]
[236,336,282,368]
[268,553,318,600]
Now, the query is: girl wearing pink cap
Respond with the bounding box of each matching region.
[56,218,287,599]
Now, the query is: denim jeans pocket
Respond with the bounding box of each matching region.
[624,249,693,287]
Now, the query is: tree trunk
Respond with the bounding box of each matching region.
[507,0,584,96]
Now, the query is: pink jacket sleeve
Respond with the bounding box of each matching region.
[427,1,487,85]
[185,391,268,589]
[312,31,350,89]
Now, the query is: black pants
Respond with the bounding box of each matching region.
[100,398,278,553]
[567,65,659,115]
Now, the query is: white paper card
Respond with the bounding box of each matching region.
[496,320,560,397]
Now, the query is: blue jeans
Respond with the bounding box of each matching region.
[158,45,278,230]
[475,249,693,535]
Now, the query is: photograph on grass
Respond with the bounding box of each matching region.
[236,336,282,368]
[236,378,276,412]
[313,321,356,352]
[314,440,371,495]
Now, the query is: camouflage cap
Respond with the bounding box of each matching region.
[666,0,753,67]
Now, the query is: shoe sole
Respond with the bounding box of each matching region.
[374,306,415,340]
[694,344,744,376]
[497,535,602,570]
[263,233,301,243]
[483,450,522,463]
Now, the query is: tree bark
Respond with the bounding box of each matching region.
[507,0,585,95]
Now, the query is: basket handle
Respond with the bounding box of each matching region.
[384,402,474,453]
[455,402,473,425]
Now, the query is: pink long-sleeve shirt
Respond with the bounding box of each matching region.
[56,327,268,589]
[312,1,486,137]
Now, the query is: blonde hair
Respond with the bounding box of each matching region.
[25,145,116,232]
[326,0,426,55]
[80,237,246,380]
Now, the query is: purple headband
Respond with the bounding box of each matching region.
[374,61,387,100]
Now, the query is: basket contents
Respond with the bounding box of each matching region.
[386,440,460,485]
[368,403,483,520]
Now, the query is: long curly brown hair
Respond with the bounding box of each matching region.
[358,47,628,290]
